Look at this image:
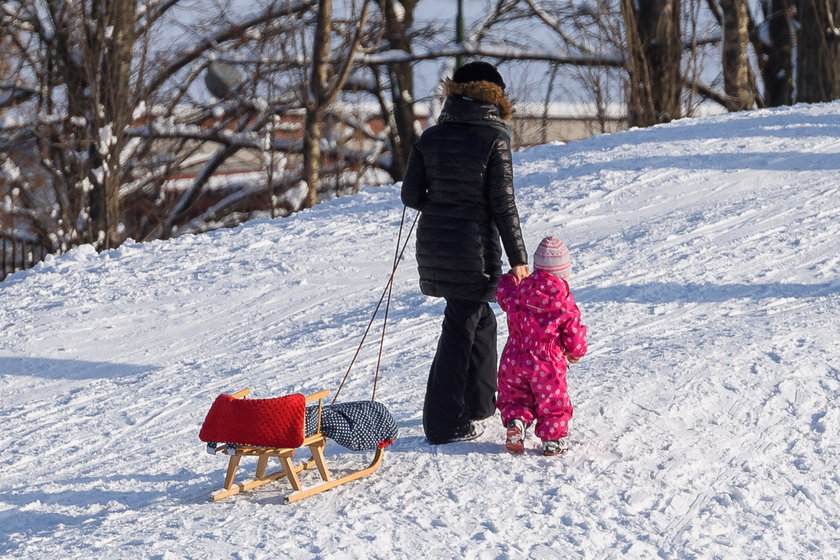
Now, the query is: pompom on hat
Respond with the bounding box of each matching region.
[533,236,572,279]
[452,61,506,91]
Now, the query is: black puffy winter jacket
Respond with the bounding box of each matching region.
[401,80,528,302]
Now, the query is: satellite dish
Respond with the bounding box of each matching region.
[204,61,245,100]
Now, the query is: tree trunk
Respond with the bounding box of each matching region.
[720,0,753,111]
[621,0,682,127]
[48,0,137,250]
[760,0,794,106]
[378,0,419,180]
[37,0,135,250]
[90,0,136,249]
[796,0,840,102]
[303,0,333,209]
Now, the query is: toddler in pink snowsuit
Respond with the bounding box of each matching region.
[496,236,587,455]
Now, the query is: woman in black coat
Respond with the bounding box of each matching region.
[401,61,529,444]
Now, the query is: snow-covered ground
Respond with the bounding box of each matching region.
[1,102,839,559]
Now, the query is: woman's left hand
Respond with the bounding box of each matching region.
[511,265,529,281]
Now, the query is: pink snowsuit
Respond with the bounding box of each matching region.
[496,269,587,441]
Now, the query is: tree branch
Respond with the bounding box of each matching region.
[135,0,182,37]
[142,0,317,98]
[682,75,730,108]
[360,43,625,67]
[0,85,37,109]
[323,0,370,107]
[523,0,594,55]
[125,123,300,152]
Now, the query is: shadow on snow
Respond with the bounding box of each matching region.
[576,281,840,304]
[0,357,154,380]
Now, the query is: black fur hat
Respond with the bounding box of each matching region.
[452,61,506,91]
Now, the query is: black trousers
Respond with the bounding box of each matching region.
[423,298,498,443]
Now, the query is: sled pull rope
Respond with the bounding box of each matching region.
[372,206,417,401]
[332,206,419,404]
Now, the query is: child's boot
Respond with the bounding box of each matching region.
[505,418,526,454]
[542,437,570,456]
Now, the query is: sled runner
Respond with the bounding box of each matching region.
[201,388,391,503]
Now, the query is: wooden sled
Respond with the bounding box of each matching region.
[209,389,385,503]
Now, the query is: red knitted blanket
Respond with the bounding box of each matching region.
[199,393,305,448]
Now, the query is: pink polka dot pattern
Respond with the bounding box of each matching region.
[495,269,587,441]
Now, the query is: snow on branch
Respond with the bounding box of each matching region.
[125,123,299,152]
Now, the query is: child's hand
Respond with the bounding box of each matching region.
[566,355,581,364]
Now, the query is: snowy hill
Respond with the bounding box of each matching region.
[1,102,839,559]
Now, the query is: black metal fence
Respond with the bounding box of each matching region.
[1,234,51,282]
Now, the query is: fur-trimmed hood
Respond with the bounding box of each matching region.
[442,79,513,120]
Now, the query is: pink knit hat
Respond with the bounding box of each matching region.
[533,236,571,279]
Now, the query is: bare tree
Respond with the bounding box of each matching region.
[719,0,754,110]
[527,0,624,133]
[0,0,139,250]
[10,0,840,274]
[756,0,795,106]
[621,0,683,126]
[375,0,419,179]
[1,0,316,250]
[302,0,371,208]
[89,0,137,249]
[797,0,840,102]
